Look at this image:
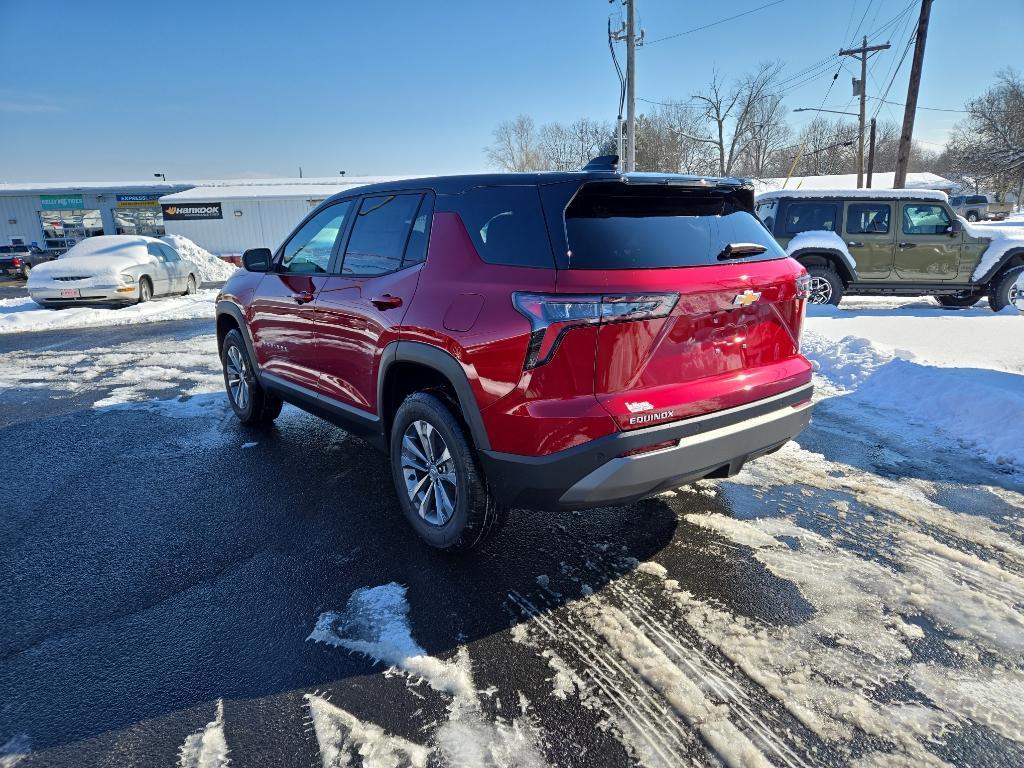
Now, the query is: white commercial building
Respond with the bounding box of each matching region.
[158,177,409,257]
[0,176,410,257]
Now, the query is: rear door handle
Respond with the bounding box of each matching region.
[846,241,864,248]
[290,290,314,304]
[898,242,917,249]
[370,294,403,310]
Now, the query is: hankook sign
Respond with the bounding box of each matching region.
[161,202,222,220]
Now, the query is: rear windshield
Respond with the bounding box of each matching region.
[966,195,987,204]
[564,184,785,269]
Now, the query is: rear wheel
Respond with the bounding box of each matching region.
[184,274,197,295]
[137,276,153,304]
[989,265,1024,312]
[806,265,844,306]
[966,211,980,222]
[935,291,982,308]
[221,328,282,425]
[390,391,506,552]
[20,264,30,279]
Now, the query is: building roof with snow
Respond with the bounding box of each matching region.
[753,171,957,196]
[158,176,419,203]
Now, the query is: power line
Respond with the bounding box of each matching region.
[644,0,786,46]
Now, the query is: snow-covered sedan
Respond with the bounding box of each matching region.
[27,235,197,308]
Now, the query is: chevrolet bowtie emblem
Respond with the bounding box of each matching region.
[732,290,762,307]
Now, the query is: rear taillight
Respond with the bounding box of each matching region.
[11,257,22,268]
[512,292,678,369]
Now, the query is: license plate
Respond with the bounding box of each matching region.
[59,289,81,299]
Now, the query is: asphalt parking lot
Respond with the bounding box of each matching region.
[2,317,1023,767]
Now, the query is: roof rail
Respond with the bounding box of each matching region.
[582,155,619,172]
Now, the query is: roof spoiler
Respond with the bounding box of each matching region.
[582,155,619,172]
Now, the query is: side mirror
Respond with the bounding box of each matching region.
[242,247,273,272]
[947,220,962,237]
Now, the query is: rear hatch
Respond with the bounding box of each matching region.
[551,180,810,430]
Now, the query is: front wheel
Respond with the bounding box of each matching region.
[966,212,979,222]
[989,265,1024,312]
[184,274,197,295]
[221,329,282,425]
[806,265,845,306]
[390,392,506,552]
[137,276,153,304]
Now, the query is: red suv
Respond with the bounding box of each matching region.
[216,160,814,551]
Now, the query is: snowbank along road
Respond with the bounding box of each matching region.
[0,296,1022,767]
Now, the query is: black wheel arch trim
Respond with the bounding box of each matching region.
[378,340,492,452]
[975,246,1024,286]
[789,248,858,284]
[216,301,258,370]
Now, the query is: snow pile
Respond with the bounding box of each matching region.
[961,218,1024,281]
[0,291,216,335]
[784,230,856,271]
[178,700,229,768]
[802,327,1024,469]
[162,234,237,284]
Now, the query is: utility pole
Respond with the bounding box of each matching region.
[625,0,638,172]
[866,118,877,188]
[894,0,934,188]
[839,36,890,188]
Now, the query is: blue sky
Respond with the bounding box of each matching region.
[1,0,1020,182]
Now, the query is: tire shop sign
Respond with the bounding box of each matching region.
[161,202,223,220]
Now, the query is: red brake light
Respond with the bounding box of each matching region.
[512,292,678,369]
[11,257,22,267]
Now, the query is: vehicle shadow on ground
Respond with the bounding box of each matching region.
[0,396,754,755]
[808,303,1008,320]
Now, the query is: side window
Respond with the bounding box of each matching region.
[846,203,891,235]
[146,243,166,261]
[342,194,423,276]
[755,199,778,233]
[158,244,180,261]
[784,202,838,234]
[902,204,951,236]
[457,186,554,268]
[281,201,352,274]
[402,195,434,267]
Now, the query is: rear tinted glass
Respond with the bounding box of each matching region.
[966,195,987,204]
[457,186,554,268]
[784,202,839,234]
[564,184,785,269]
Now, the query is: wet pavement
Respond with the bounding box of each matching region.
[1,319,1022,767]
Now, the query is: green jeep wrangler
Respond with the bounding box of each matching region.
[755,190,1024,311]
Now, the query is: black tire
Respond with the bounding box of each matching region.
[221,328,282,425]
[935,291,982,308]
[966,211,979,222]
[806,265,845,306]
[390,391,507,552]
[20,265,30,279]
[988,265,1024,312]
[137,276,153,304]
[184,274,197,295]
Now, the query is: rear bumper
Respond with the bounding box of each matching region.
[480,384,813,510]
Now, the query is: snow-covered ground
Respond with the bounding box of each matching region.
[803,297,1024,470]
[0,291,217,335]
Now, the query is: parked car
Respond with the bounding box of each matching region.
[948,194,990,222]
[985,194,1014,221]
[755,189,1024,310]
[216,162,815,551]
[0,244,52,278]
[27,235,197,308]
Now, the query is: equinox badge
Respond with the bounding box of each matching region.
[732,289,762,307]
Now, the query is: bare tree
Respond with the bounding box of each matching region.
[634,102,717,174]
[939,69,1024,199]
[484,115,544,172]
[690,62,786,176]
[733,91,792,178]
[538,118,614,171]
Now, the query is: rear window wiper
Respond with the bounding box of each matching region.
[717,242,767,260]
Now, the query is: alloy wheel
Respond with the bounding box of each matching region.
[808,276,833,304]
[225,345,250,411]
[401,419,457,526]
